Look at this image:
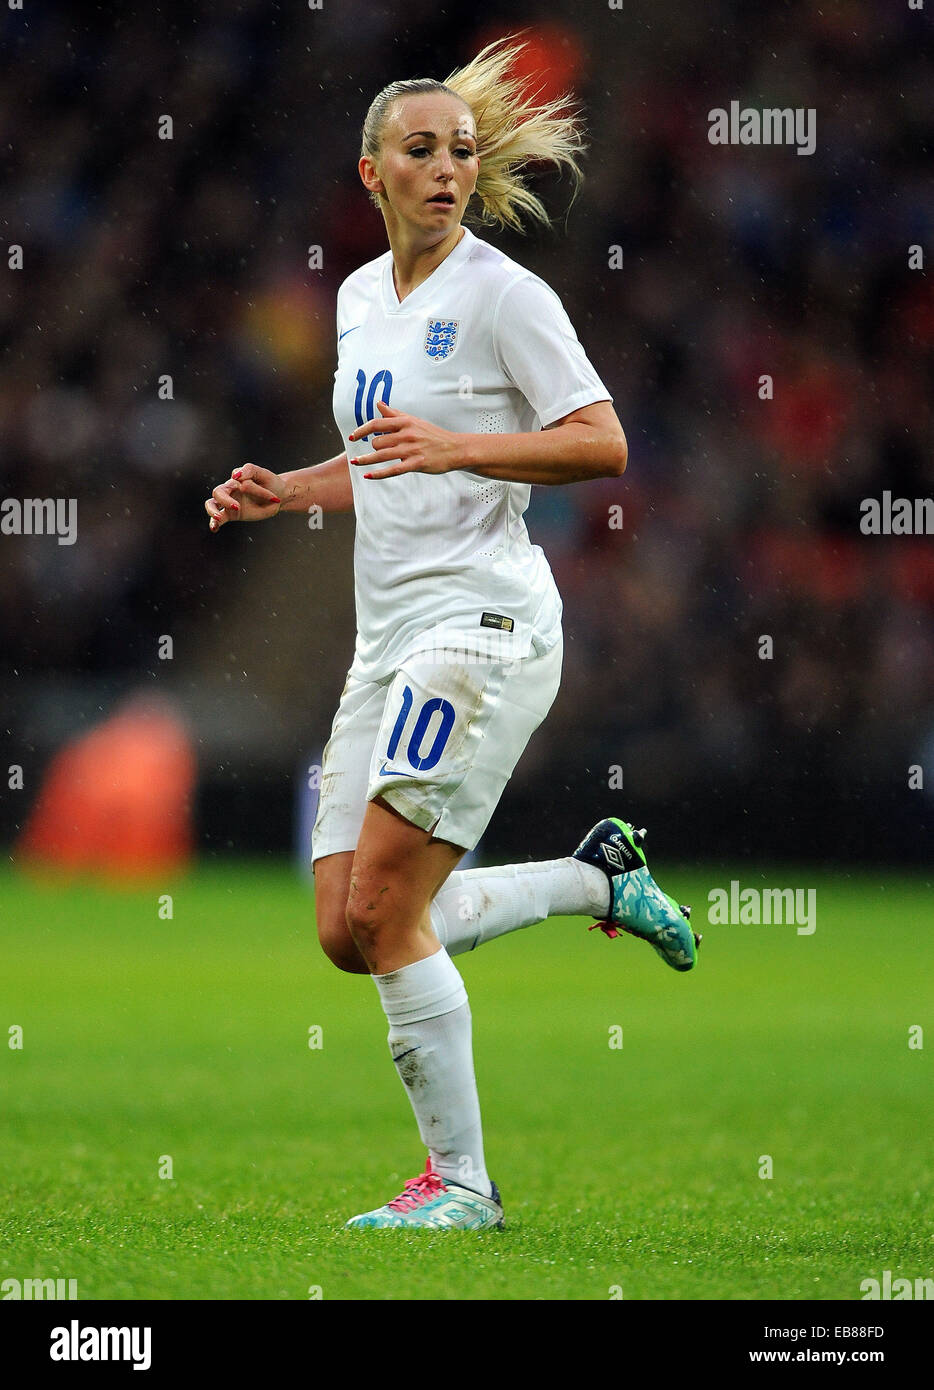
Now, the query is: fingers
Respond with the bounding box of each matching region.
[204,459,285,532]
[360,460,419,480]
[348,406,405,444]
[206,478,241,532]
[212,482,240,510]
[205,498,232,531]
[349,430,410,471]
[236,479,281,503]
[350,454,404,470]
[232,462,279,492]
[205,461,285,530]
[370,428,411,452]
[348,426,386,445]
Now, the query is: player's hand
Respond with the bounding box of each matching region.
[204,463,285,531]
[348,399,464,480]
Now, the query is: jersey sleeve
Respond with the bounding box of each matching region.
[492,273,613,428]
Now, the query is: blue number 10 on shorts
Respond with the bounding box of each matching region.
[311,638,563,859]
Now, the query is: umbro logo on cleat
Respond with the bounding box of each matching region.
[601,839,639,872]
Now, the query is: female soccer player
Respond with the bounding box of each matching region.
[205,34,698,1230]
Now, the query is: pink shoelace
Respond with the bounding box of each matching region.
[589,919,625,938]
[386,1165,447,1213]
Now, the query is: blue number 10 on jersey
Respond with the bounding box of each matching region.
[354,369,392,435]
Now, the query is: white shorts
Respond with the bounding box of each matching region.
[311,636,563,859]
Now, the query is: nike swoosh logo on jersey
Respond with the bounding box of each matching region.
[378,761,417,778]
[338,325,361,341]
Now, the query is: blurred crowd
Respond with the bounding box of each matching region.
[2,0,931,860]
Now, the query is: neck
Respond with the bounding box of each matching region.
[385,221,465,300]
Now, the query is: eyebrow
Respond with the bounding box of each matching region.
[403,130,476,142]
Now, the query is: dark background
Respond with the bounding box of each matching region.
[2,0,931,867]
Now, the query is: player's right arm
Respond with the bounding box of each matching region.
[205,452,353,531]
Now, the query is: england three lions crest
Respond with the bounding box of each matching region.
[424,319,459,360]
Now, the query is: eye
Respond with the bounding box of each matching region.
[408,146,475,158]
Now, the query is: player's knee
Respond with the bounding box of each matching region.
[344,900,382,954]
[344,876,396,954]
[316,904,369,974]
[320,934,369,974]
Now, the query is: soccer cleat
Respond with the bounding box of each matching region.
[574,818,700,972]
[344,1158,504,1230]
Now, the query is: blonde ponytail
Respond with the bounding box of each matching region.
[360,31,588,235]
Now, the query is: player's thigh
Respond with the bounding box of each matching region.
[311,672,387,967]
[348,796,463,931]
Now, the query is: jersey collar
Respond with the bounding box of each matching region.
[381,226,476,315]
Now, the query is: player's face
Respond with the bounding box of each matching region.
[370,94,479,230]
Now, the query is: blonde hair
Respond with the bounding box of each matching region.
[360,31,587,235]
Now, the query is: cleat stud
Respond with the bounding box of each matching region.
[693,932,703,951]
[679,903,691,920]
[632,826,647,846]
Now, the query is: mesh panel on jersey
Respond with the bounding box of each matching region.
[471,409,508,557]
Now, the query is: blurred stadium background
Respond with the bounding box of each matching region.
[2,0,932,874]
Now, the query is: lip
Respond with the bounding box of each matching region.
[426,195,456,207]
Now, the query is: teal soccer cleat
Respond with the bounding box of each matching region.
[345,1159,504,1230]
[573,818,701,972]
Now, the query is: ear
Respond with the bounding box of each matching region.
[358,154,383,195]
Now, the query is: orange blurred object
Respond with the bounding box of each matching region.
[472,22,586,104]
[240,276,331,382]
[17,694,195,883]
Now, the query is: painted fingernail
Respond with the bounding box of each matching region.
[363,473,373,480]
[233,469,242,478]
[231,501,239,510]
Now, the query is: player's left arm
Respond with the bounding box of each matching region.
[468,399,627,483]
[348,398,627,484]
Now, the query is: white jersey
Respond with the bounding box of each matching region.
[331,224,612,681]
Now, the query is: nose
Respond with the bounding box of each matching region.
[434,149,455,180]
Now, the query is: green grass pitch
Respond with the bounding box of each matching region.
[1,861,930,1301]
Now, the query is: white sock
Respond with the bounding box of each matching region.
[429,857,609,955]
[372,948,492,1198]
